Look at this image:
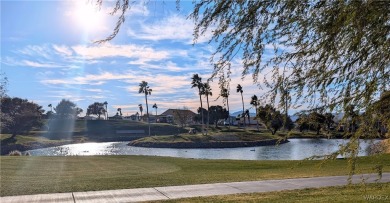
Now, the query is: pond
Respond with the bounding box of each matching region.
[26,139,380,160]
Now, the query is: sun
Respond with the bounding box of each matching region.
[71,1,105,33]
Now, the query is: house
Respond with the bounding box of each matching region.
[159,109,197,124]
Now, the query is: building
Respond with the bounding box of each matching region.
[159,109,197,124]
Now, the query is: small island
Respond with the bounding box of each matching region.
[129,126,289,148]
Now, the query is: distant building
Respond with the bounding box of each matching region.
[159,109,197,124]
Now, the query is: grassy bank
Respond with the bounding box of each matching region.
[129,127,283,148]
[1,154,390,196]
[156,183,390,203]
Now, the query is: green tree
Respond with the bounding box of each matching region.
[236,84,246,127]
[324,113,335,133]
[283,114,295,131]
[202,82,212,128]
[308,112,326,135]
[296,112,326,135]
[377,91,390,136]
[1,97,44,138]
[209,105,229,128]
[86,102,105,119]
[296,114,310,132]
[139,81,152,136]
[0,72,8,98]
[250,95,260,131]
[117,108,122,116]
[55,99,83,119]
[257,105,283,135]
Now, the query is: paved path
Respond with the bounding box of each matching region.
[2,173,389,203]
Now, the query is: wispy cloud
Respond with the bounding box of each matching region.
[72,43,170,61]
[1,57,66,68]
[126,14,213,44]
[52,44,73,56]
[17,44,53,59]
[22,60,66,68]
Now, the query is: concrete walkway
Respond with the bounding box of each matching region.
[2,173,389,203]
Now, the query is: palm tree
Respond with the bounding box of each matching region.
[237,84,246,127]
[250,95,260,131]
[245,109,250,127]
[139,81,152,136]
[221,87,230,129]
[117,108,122,116]
[48,104,53,112]
[153,103,158,123]
[202,82,212,129]
[103,101,108,120]
[138,104,143,121]
[191,74,204,134]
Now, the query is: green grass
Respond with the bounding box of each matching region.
[1,154,390,196]
[155,183,390,203]
[133,126,280,143]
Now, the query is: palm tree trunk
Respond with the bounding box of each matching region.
[255,106,259,131]
[241,93,245,127]
[155,108,157,123]
[198,89,204,135]
[206,95,210,129]
[226,97,230,130]
[145,94,150,136]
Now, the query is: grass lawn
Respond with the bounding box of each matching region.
[155,183,390,203]
[1,154,390,196]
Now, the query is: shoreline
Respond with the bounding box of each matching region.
[128,138,289,148]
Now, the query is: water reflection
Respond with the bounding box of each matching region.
[27,139,379,160]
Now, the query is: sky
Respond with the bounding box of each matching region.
[1,0,276,117]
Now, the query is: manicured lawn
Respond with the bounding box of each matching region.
[1,154,389,196]
[156,183,390,203]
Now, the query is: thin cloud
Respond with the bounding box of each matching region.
[52,45,73,56]
[1,57,66,68]
[126,14,213,44]
[22,60,66,68]
[16,44,52,59]
[72,43,170,61]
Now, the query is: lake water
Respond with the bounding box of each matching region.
[26,139,380,160]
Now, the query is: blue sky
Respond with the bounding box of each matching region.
[1,0,274,117]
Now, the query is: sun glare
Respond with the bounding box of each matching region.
[72,1,105,33]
